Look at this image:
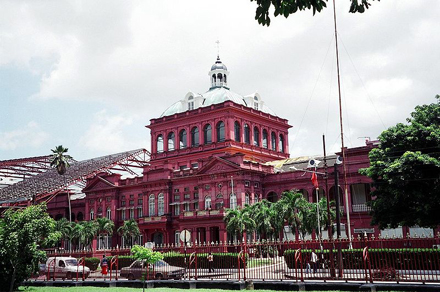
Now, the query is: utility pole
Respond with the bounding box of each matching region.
[323,134,335,278]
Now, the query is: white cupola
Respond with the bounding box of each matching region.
[209,56,229,89]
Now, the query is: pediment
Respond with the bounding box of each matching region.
[83,176,116,192]
[197,157,241,175]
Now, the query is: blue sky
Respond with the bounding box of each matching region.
[1,0,439,161]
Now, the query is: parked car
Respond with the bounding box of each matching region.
[45,257,90,280]
[121,260,185,280]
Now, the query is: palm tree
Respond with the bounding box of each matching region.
[50,146,73,224]
[55,217,72,249]
[96,217,115,249]
[117,219,140,247]
[275,191,307,240]
[224,207,256,243]
[253,200,277,240]
[73,221,98,249]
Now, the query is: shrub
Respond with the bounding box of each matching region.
[84,257,100,271]
[163,252,246,269]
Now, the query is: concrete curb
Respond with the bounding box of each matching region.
[23,280,440,291]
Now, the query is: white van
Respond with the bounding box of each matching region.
[45,257,90,280]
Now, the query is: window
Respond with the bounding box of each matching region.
[138,198,143,205]
[184,193,190,199]
[90,209,94,220]
[245,181,250,187]
[204,184,210,190]
[254,96,259,110]
[149,194,155,216]
[194,201,199,210]
[138,207,143,218]
[184,202,190,212]
[194,192,199,199]
[175,231,181,245]
[254,127,260,146]
[174,188,180,193]
[130,208,134,219]
[174,204,180,216]
[244,124,250,144]
[245,193,250,205]
[262,130,268,149]
[230,193,237,210]
[191,127,199,147]
[129,200,134,206]
[216,121,225,142]
[271,132,277,151]
[279,134,285,153]
[203,124,212,144]
[106,208,111,220]
[157,135,164,153]
[254,182,260,188]
[205,196,212,210]
[158,193,164,216]
[234,121,241,142]
[106,197,111,202]
[188,96,194,110]
[168,132,175,151]
[121,200,126,206]
[184,187,190,192]
[121,210,125,220]
[179,129,187,149]
[191,163,198,168]
[174,195,180,201]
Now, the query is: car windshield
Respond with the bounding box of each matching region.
[65,259,78,266]
[154,260,168,267]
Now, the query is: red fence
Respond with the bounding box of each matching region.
[38,236,440,283]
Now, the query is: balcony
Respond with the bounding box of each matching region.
[142,215,169,224]
[352,203,372,212]
[179,209,224,220]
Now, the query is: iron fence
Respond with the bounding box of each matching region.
[34,236,440,283]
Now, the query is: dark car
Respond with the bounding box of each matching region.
[120,260,185,280]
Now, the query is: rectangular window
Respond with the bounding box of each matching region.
[254,182,259,188]
[130,194,134,199]
[106,197,111,202]
[175,231,181,245]
[138,207,143,218]
[194,192,199,199]
[184,194,190,199]
[174,195,180,201]
[194,202,199,210]
[184,187,190,192]
[121,210,126,221]
[184,203,190,211]
[129,200,134,206]
[174,188,180,193]
[191,163,198,169]
[245,181,250,187]
[130,209,134,219]
[174,204,180,216]
[138,198,143,205]
[204,184,210,190]
[121,201,126,206]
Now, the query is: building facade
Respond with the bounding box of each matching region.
[48,57,420,248]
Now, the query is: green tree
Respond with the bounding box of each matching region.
[250,0,379,26]
[96,217,115,249]
[131,245,164,291]
[0,204,59,291]
[54,217,72,249]
[274,191,305,238]
[361,96,440,229]
[224,207,256,242]
[73,220,98,248]
[253,200,278,239]
[117,219,140,247]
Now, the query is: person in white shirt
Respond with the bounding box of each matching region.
[310,250,318,273]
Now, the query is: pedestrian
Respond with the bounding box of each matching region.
[101,255,108,276]
[310,250,318,273]
[207,252,214,273]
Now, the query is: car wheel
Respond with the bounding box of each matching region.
[66,272,72,280]
[128,273,135,280]
[155,273,163,280]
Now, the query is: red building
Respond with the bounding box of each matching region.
[48,56,420,248]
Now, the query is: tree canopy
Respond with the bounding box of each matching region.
[250,0,379,26]
[0,204,59,291]
[361,96,440,229]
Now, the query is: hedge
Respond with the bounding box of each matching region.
[84,257,100,271]
[284,248,440,270]
[83,256,136,271]
[163,252,246,269]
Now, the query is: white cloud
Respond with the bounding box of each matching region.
[78,110,142,154]
[0,122,49,150]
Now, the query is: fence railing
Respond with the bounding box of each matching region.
[36,236,440,283]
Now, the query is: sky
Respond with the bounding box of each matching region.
[0,0,439,162]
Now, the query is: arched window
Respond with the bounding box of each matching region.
[203,124,212,144]
[149,194,155,216]
[77,212,84,221]
[230,193,237,210]
[244,124,250,144]
[179,129,187,149]
[217,73,223,81]
[205,196,212,210]
[212,74,216,82]
[279,134,285,153]
[106,208,111,220]
[267,192,278,203]
[191,127,199,147]
[262,129,268,149]
[90,209,94,220]
[224,74,227,83]
[253,127,260,146]
[157,135,164,153]
[168,132,175,151]
[234,121,241,142]
[188,96,194,110]
[271,132,277,151]
[216,121,225,142]
[158,193,164,216]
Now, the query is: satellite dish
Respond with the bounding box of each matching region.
[335,156,343,165]
[307,159,321,168]
[180,229,191,243]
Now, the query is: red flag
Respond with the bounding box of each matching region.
[311,172,319,189]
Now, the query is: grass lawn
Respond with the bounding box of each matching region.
[18,287,348,292]
[247,258,273,268]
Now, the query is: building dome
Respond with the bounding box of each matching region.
[211,56,228,71]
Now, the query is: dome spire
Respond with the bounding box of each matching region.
[209,47,229,90]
